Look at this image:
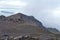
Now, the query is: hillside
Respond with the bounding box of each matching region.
[0,13,55,39]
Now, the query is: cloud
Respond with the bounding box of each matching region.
[0,0,27,8]
[0,0,28,16]
[51,7,60,17]
[5,1,27,7]
[1,11,13,14]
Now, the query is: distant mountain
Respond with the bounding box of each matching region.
[47,28,60,38]
[47,28,59,32]
[47,28,60,34]
[0,13,57,39]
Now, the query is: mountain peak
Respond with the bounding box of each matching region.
[13,13,26,16]
[8,13,43,26]
[8,13,27,18]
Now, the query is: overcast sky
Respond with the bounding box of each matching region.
[0,0,60,30]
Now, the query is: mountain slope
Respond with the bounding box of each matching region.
[0,13,53,38]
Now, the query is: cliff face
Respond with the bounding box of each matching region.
[0,13,54,38]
